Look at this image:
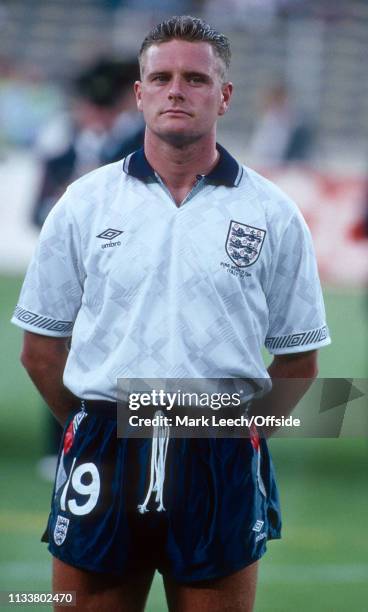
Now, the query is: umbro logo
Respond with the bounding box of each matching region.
[97,228,123,241]
[255,532,267,543]
[96,228,123,249]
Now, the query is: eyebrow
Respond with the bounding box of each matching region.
[147,70,212,81]
[185,71,212,81]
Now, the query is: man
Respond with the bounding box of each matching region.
[12,15,330,612]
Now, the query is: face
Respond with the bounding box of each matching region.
[135,39,232,147]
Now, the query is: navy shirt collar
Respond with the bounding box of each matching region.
[123,143,243,187]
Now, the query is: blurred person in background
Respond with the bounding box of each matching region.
[248,83,314,166]
[34,56,145,480]
[33,56,145,227]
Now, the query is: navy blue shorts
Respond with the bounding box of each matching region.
[43,401,281,582]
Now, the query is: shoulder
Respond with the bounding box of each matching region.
[47,159,128,225]
[67,159,126,197]
[241,165,302,220]
[239,165,310,244]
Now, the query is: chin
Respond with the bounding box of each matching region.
[156,128,203,148]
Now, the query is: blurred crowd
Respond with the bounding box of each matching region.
[0,57,62,150]
[0,0,365,157]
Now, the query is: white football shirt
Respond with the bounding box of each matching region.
[12,145,331,400]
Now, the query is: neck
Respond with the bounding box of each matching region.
[144,130,219,191]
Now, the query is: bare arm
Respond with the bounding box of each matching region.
[251,350,318,437]
[21,331,78,426]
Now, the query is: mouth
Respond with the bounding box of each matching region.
[162,109,192,116]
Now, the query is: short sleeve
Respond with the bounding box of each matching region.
[11,191,84,337]
[264,210,331,354]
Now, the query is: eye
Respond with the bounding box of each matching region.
[152,74,169,83]
[188,75,206,84]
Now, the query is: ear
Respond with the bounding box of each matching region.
[218,82,233,117]
[134,80,143,112]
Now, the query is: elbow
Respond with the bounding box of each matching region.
[303,351,319,380]
[20,332,68,375]
[20,347,30,370]
[309,361,318,380]
[20,345,49,376]
[310,350,319,378]
[20,346,37,374]
[313,361,319,378]
[271,350,319,380]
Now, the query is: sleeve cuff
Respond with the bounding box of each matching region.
[11,306,73,337]
[265,325,331,355]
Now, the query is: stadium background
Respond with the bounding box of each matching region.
[0,1,367,610]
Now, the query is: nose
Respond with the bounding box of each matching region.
[168,76,185,102]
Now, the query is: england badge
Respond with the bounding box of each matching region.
[53,515,70,546]
[225,221,266,268]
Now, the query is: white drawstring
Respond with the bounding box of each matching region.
[137,410,170,513]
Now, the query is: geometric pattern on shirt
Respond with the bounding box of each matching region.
[13,305,73,333]
[265,325,329,351]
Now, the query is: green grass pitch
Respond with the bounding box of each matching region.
[0,275,367,611]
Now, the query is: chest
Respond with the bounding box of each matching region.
[82,189,271,301]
